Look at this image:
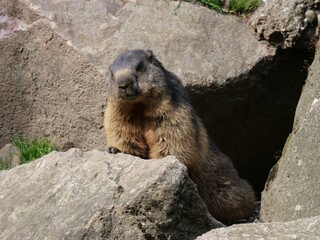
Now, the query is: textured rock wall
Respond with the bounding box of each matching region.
[260,38,320,222]
[0,21,107,150]
[249,0,319,49]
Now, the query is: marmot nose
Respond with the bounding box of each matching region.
[118,78,133,90]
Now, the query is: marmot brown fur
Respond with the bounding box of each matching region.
[104,49,255,222]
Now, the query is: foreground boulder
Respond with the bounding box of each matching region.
[260,36,320,222]
[197,215,320,239]
[0,149,221,239]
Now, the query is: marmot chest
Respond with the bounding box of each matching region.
[125,112,160,159]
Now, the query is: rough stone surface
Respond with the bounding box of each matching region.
[1,0,273,83]
[249,0,319,49]
[197,215,320,240]
[0,20,107,150]
[0,149,221,240]
[0,144,20,168]
[260,40,320,222]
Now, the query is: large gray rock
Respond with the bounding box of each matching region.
[260,39,320,222]
[1,0,273,83]
[0,149,221,239]
[197,215,320,240]
[249,0,318,49]
[0,19,107,150]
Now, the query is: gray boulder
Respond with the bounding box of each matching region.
[0,144,20,169]
[260,37,320,222]
[1,0,273,81]
[0,149,221,240]
[197,215,320,240]
[0,18,107,150]
[249,0,318,49]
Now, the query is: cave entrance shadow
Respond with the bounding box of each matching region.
[188,48,315,198]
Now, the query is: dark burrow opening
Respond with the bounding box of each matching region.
[188,48,315,199]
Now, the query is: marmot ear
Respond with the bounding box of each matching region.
[105,68,113,79]
[146,50,154,60]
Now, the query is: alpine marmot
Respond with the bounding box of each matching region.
[104,49,255,222]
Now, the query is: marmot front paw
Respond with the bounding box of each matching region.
[107,146,122,154]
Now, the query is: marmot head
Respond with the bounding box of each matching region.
[108,49,168,102]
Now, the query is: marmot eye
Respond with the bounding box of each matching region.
[136,61,145,72]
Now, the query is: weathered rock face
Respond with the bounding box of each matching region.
[249,0,319,49]
[260,40,320,222]
[0,20,107,150]
[0,144,20,168]
[197,215,320,240]
[0,149,221,239]
[1,0,273,80]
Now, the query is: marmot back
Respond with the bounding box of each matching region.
[104,49,255,223]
